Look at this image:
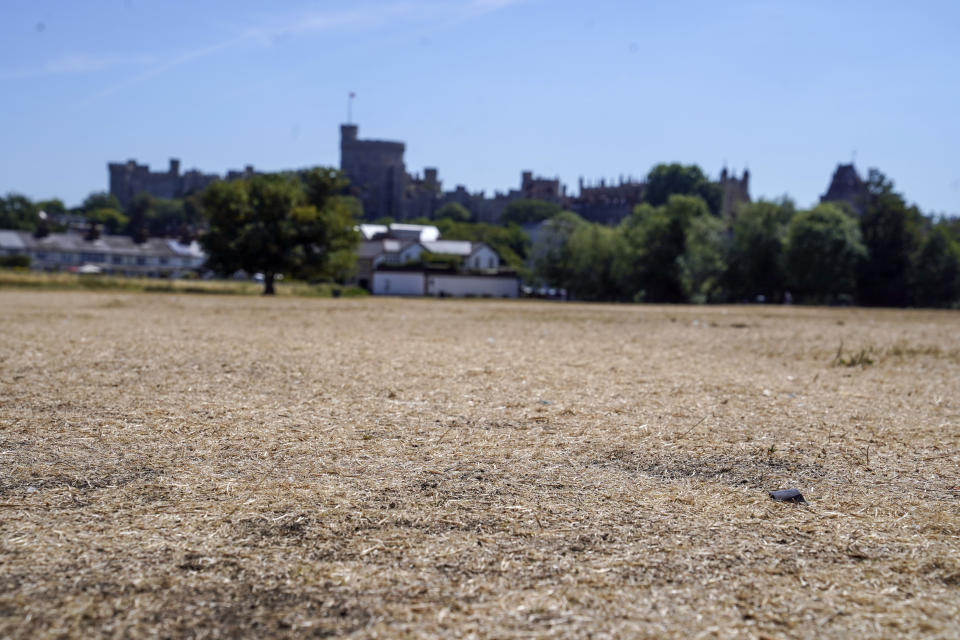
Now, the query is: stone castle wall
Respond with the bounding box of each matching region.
[108,158,244,208]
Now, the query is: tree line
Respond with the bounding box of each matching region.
[0,189,205,242]
[3,162,959,306]
[529,168,960,308]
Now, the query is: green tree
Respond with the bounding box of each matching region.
[86,208,129,234]
[645,163,722,215]
[564,223,621,300]
[125,192,155,243]
[434,201,472,222]
[857,170,923,307]
[532,211,588,290]
[785,203,866,304]
[500,199,562,226]
[0,194,40,231]
[82,192,122,213]
[435,218,530,275]
[910,226,960,307]
[723,199,794,302]
[200,169,359,295]
[680,213,729,303]
[615,196,706,303]
[301,169,363,283]
[36,198,67,218]
[149,199,186,236]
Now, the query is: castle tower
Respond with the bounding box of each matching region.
[719,168,751,218]
[820,164,867,214]
[339,124,407,220]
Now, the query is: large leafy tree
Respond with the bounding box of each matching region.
[82,192,122,213]
[200,169,359,295]
[680,213,729,303]
[435,218,530,274]
[125,192,155,243]
[723,199,794,302]
[615,195,707,303]
[532,211,588,290]
[434,202,472,222]
[0,194,40,231]
[36,198,67,218]
[910,225,960,308]
[500,199,562,226]
[785,203,866,304]
[644,163,722,215]
[564,223,621,301]
[857,170,923,307]
[86,208,129,234]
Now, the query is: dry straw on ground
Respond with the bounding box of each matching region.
[1,291,958,638]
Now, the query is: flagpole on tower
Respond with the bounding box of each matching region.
[347,92,355,124]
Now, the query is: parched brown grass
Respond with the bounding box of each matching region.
[1,291,958,639]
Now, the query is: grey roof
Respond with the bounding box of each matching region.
[0,230,27,251]
[357,238,404,259]
[0,230,204,258]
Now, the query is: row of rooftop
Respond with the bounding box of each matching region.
[0,222,523,297]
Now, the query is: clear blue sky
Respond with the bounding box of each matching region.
[2,0,958,215]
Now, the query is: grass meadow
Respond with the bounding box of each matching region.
[1,291,958,638]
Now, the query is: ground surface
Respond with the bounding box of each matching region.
[1,291,958,639]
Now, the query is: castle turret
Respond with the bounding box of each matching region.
[340,124,358,144]
[719,168,751,218]
[820,164,867,214]
[338,123,407,220]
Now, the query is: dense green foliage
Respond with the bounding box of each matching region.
[200,168,360,294]
[531,170,960,307]
[0,254,30,268]
[856,170,924,307]
[644,163,723,215]
[434,202,472,223]
[500,199,562,225]
[3,162,959,307]
[435,218,530,278]
[910,226,960,308]
[0,194,40,231]
[785,204,866,304]
[722,200,793,302]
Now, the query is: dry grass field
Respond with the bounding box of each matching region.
[1,291,958,639]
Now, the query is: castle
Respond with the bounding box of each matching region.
[339,124,750,223]
[820,163,868,214]
[108,158,257,208]
[339,124,568,224]
[107,124,753,222]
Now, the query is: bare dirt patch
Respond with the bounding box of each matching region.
[1,291,958,638]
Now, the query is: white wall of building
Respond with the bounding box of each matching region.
[426,274,519,298]
[372,271,425,296]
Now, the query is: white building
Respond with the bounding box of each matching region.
[357,223,440,242]
[0,230,205,277]
[372,268,519,298]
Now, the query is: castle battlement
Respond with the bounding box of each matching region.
[107,158,252,208]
